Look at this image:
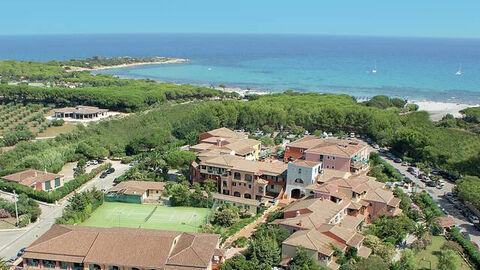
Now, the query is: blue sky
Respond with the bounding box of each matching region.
[2,0,480,38]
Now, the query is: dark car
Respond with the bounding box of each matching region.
[106,167,115,174]
[403,177,413,184]
[393,158,402,163]
[99,172,108,178]
[17,248,25,257]
[426,181,436,187]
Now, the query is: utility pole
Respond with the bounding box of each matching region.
[13,190,19,226]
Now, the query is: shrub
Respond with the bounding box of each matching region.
[448,227,480,268]
[232,236,249,248]
[18,214,31,227]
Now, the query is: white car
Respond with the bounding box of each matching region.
[469,215,479,224]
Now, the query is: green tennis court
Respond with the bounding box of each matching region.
[81,202,211,232]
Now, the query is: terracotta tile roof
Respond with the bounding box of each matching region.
[291,160,322,168]
[286,136,325,149]
[339,214,365,229]
[357,246,372,258]
[23,225,220,269]
[436,216,456,228]
[190,143,215,152]
[363,188,394,203]
[202,155,286,176]
[283,229,347,257]
[304,138,368,158]
[317,223,365,248]
[203,127,245,139]
[221,138,260,156]
[2,169,63,187]
[108,181,165,196]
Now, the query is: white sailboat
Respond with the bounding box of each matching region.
[371,61,377,74]
[456,64,462,76]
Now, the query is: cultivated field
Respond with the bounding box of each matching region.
[81,202,211,232]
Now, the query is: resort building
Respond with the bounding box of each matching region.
[1,169,64,191]
[306,174,402,219]
[273,197,372,270]
[191,154,287,202]
[22,225,224,270]
[284,136,370,174]
[53,105,108,120]
[191,127,261,160]
[285,160,323,199]
[105,181,165,204]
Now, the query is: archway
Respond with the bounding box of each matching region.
[233,191,241,197]
[291,188,303,199]
[244,193,251,199]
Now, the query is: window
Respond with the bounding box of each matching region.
[327,156,330,159]
[319,155,324,161]
[234,172,241,180]
[245,174,253,182]
[298,168,302,174]
[89,265,101,270]
[73,263,84,270]
[294,178,304,184]
[232,182,236,186]
[109,266,120,270]
[55,178,61,187]
[248,184,252,189]
[332,166,335,169]
[43,260,55,268]
[45,180,52,190]
[131,268,140,270]
[223,181,227,187]
[60,262,69,269]
[27,259,39,267]
[201,165,206,170]
[332,156,336,160]
[258,187,264,193]
[271,185,274,189]
[234,192,241,197]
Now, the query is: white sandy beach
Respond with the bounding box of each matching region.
[411,101,478,121]
[67,58,188,72]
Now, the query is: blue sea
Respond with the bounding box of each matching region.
[0,33,479,103]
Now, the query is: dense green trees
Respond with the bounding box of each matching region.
[289,247,325,270]
[56,189,104,224]
[0,193,41,226]
[455,175,480,208]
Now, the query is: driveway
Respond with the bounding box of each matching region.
[0,160,130,259]
[375,150,480,245]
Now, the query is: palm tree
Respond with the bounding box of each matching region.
[0,258,10,270]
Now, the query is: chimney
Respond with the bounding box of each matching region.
[216,138,226,146]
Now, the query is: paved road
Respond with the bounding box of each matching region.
[0,161,129,260]
[376,151,480,245]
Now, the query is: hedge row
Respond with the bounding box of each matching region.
[0,163,111,203]
[370,152,404,181]
[448,227,480,268]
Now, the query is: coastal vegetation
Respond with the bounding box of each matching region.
[57,56,184,69]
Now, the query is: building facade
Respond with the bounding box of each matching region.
[22,225,224,270]
[284,136,370,174]
[2,169,64,191]
[285,160,322,199]
[53,105,108,120]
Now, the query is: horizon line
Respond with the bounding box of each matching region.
[0,32,479,41]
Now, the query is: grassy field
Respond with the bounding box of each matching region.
[81,202,211,232]
[413,236,472,270]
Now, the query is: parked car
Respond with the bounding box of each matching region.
[444,192,454,199]
[106,167,115,174]
[469,215,479,224]
[393,158,402,163]
[403,177,413,184]
[17,248,25,257]
[401,161,409,166]
[372,143,380,149]
[426,181,436,187]
[99,172,108,179]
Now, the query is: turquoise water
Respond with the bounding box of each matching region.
[0,34,479,103]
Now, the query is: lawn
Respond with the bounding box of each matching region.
[81,202,211,232]
[412,236,472,270]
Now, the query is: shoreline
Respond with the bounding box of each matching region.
[93,68,479,121]
[66,58,188,71]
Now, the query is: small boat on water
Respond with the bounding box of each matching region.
[371,61,377,74]
[456,64,462,76]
